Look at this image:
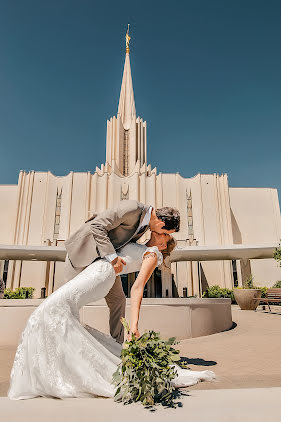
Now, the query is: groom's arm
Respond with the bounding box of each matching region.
[88,200,143,259]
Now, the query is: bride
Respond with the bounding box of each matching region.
[8,232,215,400]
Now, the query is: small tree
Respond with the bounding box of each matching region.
[242,275,254,289]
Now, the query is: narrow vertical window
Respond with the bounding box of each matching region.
[53,188,62,241]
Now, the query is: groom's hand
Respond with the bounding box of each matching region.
[111,256,126,274]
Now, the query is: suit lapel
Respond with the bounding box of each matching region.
[133,224,150,241]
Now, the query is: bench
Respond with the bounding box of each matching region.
[253,288,281,312]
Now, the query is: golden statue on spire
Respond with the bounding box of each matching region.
[126,24,131,53]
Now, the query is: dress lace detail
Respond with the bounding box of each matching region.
[142,245,163,267]
[8,242,215,400]
[116,243,163,275]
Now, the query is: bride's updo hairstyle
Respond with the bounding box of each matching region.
[161,236,177,262]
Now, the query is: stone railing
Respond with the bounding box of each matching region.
[0,243,278,262]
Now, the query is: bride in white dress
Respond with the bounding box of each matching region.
[8,233,215,400]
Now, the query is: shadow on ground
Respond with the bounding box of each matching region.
[223,321,237,332]
[145,390,191,412]
[180,357,217,367]
[257,310,281,315]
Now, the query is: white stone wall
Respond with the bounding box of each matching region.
[0,169,281,296]
[0,185,18,244]
[229,187,281,286]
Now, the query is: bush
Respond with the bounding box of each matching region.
[203,284,268,303]
[203,285,235,303]
[256,286,268,298]
[273,280,281,288]
[4,287,35,299]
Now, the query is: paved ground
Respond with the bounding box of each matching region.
[1,305,281,421]
[1,388,281,422]
[178,304,281,390]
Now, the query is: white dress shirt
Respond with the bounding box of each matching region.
[105,206,152,263]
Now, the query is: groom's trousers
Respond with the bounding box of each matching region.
[63,254,126,344]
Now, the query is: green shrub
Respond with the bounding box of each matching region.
[4,287,35,299]
[255,286,268,298]
[203,282,271,306]
[203,284,268,302]
[203,285,235,303]
[273,280,281,288]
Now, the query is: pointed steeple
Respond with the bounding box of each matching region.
[106,26,147,176]
[117,25,136,130]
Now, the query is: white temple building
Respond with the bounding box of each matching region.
[0,32,280,298]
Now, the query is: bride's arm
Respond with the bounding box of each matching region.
[129,252,158,339]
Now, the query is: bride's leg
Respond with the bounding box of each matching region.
[105,276,126,344]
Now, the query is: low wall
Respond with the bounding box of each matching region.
[0,298,232,346]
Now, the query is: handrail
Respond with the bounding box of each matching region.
[0,245,66,262]
[170,244,277,262]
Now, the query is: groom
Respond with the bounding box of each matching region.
[64,200,180,344]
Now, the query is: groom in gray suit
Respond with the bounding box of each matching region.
[64,200,180,344]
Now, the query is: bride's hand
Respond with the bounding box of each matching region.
[127,327,140,342]
[111,256,126,274]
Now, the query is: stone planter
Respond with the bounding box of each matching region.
[233,289,261,310]
[0,298,233,345]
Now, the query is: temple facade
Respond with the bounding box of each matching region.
[0,34,281,298]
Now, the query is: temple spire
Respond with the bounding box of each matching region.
[106,27,147,176]
[117,25,136,130]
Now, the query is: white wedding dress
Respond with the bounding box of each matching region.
[8,243,215,400]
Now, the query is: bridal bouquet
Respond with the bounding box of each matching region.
[112,318,182,406]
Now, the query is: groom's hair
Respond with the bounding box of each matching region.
[155,207,180,232]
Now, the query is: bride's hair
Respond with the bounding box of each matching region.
[161,236,177,261]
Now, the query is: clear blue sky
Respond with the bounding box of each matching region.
[0,0,280,199]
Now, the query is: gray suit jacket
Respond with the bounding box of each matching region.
[64,200,150,268]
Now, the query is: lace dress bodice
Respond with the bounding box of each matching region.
[116,243,163,275]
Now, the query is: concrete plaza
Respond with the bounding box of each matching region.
[1,305,281,421]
